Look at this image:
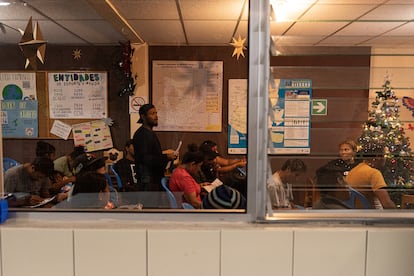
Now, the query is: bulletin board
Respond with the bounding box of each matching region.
[1,71,108,139]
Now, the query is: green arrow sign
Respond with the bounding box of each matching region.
[312,99,327,115]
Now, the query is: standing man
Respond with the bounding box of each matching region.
[133,104,176,191]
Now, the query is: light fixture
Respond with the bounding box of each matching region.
[0,1,11,6]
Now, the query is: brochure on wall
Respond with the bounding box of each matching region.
[268,79,312,154]
[48,72,107,119]
[72,120,113,152]
[0,72,37,100]
[152,61,223,132]
[1,100,38,138]
[228,79,247,154]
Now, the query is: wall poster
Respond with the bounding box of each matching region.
[1,100,38,138]
[152,61,223,132]
[228,79,247,154]
[0,72,37,100]
[268,79,312,154]
[48,72,107,119]
[72,120,113,152]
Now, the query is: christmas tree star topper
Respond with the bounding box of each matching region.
[229,35,247,60]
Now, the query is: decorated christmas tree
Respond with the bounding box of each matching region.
[357,79,414,206]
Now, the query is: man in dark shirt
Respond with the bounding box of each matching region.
[133,104,176,191]
[113,139,138,191]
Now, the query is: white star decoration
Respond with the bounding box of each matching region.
[18,17,47,70]
[73,49,82,60]
[229,35,247,60]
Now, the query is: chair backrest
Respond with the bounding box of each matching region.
[345,187,371,209]
[3,157,20,172]
[182,202,195,209]
[109,164,123,190]
[161,177,178,208]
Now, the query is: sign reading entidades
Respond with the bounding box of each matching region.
[1,100,38,138]
[48,72,108,119]
[268,79,312,154]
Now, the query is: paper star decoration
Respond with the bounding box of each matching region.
[229,35,247,60]
[18,17,47,70]
[73,49,82,60]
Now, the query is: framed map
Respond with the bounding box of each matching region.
[152,61,223,132]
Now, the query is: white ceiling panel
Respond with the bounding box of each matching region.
[272,35,325,46]
[336,22,403,36]
[112,0,179,20]
[28,21,88,44]
[301,4,377,20]
[129,20,186,45]
[28,0,103,20]
[359,36,414,47]
[286,22,349,36]
[56,20,127,44]
[186,21,238,44]
[318,35,373,46]
[180,0,246,20]
[359,5,414,20]
[0,0,414,47]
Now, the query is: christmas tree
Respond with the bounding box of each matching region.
[357,79,414,206]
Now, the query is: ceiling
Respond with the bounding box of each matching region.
[0,0,413,48]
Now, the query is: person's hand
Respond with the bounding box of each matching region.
[29,195,44,205]
[237,160,247,167]
[163,149,178,160]
[55,193,68,202]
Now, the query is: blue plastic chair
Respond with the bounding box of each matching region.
[3,157,20,172]
[161,177,178,208]
[345,187,371,209]
[182,202,195,209]
[109,164,123,190]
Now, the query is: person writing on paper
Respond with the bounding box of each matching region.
[169,144,211,209]
[4,156,59,207]
[133,104,177,191]
[199,140,247,177]
[267,159,307,209]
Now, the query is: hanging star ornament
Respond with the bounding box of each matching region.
[229,35,247,60]
[18,17,47,70]
[73,49,82,60]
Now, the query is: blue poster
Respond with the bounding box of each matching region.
[268,79,312,154]
[1,100,38,138]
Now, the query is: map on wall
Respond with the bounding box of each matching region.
[48,72,107,119]
[152,61,223,132]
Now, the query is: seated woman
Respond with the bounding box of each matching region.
[313,165,351,209]
[323,139,361,176]
[199,140,247,177]
[169,145,210,209]
[65,171,113,209]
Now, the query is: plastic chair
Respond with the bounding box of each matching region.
[161,177,178,208]
[109,164,123,190]
[3,157,20,172]
[345,187,371,209]
[182,202,195,209]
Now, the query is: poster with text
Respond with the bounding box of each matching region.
[152,61,223,132]
[228,79,247,154]
[72,120,113,152]
[48,72,108,119]
[268,79,312,154]
[1,100,38,138]
[0,72,37,100]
